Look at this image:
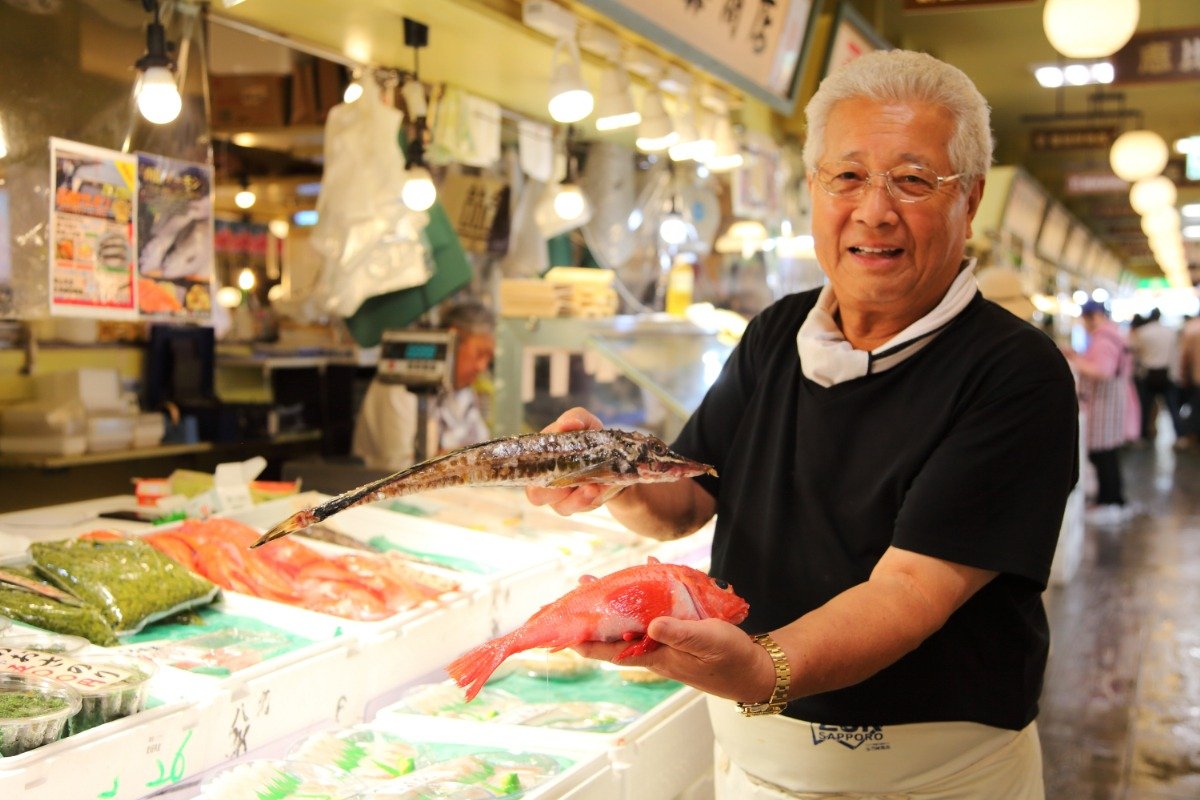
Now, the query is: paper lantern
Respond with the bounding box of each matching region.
[1043,0,1139,59]
[1109,130,1168,182]
[1129,175,1177,215]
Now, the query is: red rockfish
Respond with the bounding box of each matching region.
[446,557,750,701]
[255,430,715,547]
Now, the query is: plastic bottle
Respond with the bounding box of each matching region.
[665,259,694,317]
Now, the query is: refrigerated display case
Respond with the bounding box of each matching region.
[492,314,736,441]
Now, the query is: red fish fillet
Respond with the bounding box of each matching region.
[446,557,749,700]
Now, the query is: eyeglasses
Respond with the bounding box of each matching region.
[814,161,964,203]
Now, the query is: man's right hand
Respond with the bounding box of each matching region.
[525,407,611,516]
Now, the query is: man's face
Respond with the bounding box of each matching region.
[454,331,495,390]
[807,98,984,320]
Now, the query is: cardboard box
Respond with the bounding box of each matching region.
[210,74,290,129]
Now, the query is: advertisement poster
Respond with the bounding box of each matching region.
[49,138,138,318]
[137,153,215,319]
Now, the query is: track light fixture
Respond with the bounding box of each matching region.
[553,125,590,221]
[548,35,593,124]
[234,174,256,210]
[135,0,181,125]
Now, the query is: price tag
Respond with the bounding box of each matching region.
[0,647,133,689]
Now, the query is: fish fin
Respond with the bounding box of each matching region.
[446,640,512,702]
[646,555,660,565]
[616,637,661,660]
[577,574,598,585]
[545,462,622,488]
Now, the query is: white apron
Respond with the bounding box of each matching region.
[708,697,1044,799]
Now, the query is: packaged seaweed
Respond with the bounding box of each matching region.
[31,537,220,634]
[0,578,119,647]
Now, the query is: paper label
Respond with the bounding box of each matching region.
[0,646,134,689]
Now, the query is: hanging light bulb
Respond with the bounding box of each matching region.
[0,117,8,160]
[234,176,256,210]
[402,166,436,212]
[636,88,678,153]
[268,219,290,239]
[553,183,587,220]
[1110,129,1169,182]
[594,65,640,131]
[343,75,364,103]
[660,211,690,246]
[216,286,243,308]
[134,1,182,125]
[548,36,593,124]
[237,267,257,291]
[1043,0,1139,59]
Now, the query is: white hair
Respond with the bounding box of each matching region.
[802,50,993,180]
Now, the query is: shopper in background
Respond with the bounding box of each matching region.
[1063,300,1132,526]
[529,50,1077,799]
[352,299,495,470]
[1128,308,1184,447]
[1179,313,1200,448]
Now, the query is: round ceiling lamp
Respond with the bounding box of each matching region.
[1043,0,1139,59]
[1109,130,1168,182]
[1128,175,1177,215]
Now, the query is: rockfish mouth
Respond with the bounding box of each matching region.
[252,429,716,548]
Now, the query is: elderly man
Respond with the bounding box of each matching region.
[529,50,1078,798]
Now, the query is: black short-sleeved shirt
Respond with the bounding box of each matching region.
[672,288,1079,731]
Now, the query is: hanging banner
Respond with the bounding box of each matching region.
[1112,27,1200,85]
[577,0,819,112]
[1029,127,1116,152]
[49,138,138,319]
[136,153,215,320]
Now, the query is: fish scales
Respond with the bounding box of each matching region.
[252,429,715,548]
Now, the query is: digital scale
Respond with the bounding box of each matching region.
[376,328,457,462]
[377,328,456,392]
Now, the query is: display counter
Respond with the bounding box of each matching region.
[0,486,716,800]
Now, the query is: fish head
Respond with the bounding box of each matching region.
[677,567,750,624]
[629,433,717,481]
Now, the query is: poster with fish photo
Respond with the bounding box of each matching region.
[49,138,138,318]
[136,152,215,320]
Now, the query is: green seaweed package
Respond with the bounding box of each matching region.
[0,567,118,646]
[31,538,221,635]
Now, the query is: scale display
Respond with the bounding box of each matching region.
[377,329,456,391]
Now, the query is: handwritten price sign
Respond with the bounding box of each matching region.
[0,647,133,689]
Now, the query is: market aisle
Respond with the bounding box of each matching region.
[1041,432,1200,800]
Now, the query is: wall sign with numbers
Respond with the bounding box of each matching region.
[578,0,821,113]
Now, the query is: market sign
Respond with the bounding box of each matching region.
[903,0,1036,9]
[1029,127,1116,152]
[1111,27,1200,84]
[577,0,819,112]
[1064,171,1128,196]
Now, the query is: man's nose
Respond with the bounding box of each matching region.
[852,177,900,224]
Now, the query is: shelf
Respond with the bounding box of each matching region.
[0,431,320,470]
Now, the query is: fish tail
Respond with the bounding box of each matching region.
[446,639,514,701]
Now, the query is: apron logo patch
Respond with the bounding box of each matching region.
[810,723,890,750]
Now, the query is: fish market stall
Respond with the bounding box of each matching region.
[0,484,715,800]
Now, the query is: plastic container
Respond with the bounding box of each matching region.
[68,653,157,734]
[0,673,82,756]
[0,434,88,457]
[200,759,368,800]
[0,632,90,655]
[85,415,136,453]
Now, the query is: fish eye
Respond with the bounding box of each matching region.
[712,578,729,590]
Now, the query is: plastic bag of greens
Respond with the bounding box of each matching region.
[0,566,118,646]
[31,537,220,635]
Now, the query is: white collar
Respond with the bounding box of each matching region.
[796,259,979,387]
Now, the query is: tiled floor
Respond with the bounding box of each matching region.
[1041,434,1200,799]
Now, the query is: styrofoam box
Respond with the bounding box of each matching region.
[0,400,86,437]
[0,660,220,800]
[0,433,88,456]
[375,685,714,800]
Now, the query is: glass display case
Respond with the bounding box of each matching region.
[492,314,736,441]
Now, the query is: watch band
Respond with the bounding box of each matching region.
[737,633,791,717]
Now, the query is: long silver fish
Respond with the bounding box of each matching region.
[251,429,715,548]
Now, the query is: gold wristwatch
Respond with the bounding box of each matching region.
[737,633,791,717]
